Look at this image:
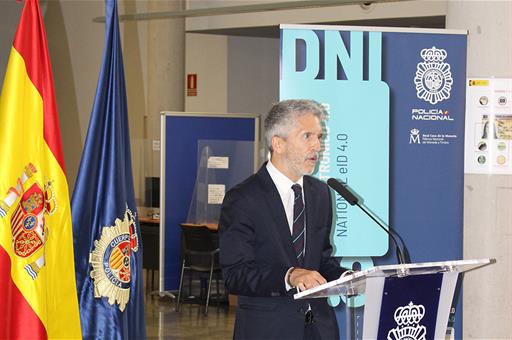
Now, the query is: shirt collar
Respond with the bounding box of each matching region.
[266,160,304,196]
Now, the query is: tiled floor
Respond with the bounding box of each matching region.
[145,292,235,339]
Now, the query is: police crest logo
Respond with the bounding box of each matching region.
[387,301,427,340]
[89,207,139,311]
[0,163,57,279]
[414,46,453,105]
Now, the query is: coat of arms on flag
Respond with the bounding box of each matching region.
[89,207,139,311]
[0,163,57,280]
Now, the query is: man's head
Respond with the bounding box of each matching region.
[264,99,326,182]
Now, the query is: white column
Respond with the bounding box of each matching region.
[446,1,512,338]
[147,0,185,176]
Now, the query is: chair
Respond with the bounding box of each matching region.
[139,218,159,293]
[176,224,221,315]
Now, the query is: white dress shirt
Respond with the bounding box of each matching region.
[266,160,304,234]
[266,160,305,291]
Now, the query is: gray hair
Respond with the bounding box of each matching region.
[264,99,326,152]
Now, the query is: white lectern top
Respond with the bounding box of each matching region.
[294,258,494,300]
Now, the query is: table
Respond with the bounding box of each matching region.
[180,222,218,231]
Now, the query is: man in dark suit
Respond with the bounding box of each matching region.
[219,99,348,339]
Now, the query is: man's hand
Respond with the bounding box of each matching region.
[288,268,327,292]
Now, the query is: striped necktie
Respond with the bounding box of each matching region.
[291,184,305,265]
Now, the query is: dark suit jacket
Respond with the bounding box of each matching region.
[219,164,345,340]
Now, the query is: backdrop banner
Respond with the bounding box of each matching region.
[280,24,467,339]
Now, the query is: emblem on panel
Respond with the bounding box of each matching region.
[0,163,56,279]
[89,207,139,311]
[388,301,427,340]
[414,46,453,104]
[410,128,421,144]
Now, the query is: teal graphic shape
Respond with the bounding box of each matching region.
[281,29,390,257]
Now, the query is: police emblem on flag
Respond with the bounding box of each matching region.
[0,163,57,279]
[414,46,453,105]
[387,301,427,340]
[89,207,139,311]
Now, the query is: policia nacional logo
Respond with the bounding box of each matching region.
[89,207,139,311]
[414,46,453,105]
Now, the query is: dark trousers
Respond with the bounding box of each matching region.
[304,322,322,340]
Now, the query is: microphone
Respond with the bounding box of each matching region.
[326,178,358,205]
[327,178,410,265]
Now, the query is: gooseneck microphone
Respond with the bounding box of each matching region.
[327,178,410,265]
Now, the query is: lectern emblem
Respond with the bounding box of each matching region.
[414,46,453,105]
[387,301,426,340]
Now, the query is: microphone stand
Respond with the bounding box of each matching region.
[326,178,411,265]
[354,201,410,265]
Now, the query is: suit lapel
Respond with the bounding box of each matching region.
[256,165,297,265]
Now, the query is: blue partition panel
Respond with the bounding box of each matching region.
[162,115,257,291]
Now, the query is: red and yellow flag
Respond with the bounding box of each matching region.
[0,0,82,338]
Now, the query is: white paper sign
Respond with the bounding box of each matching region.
[208,184,225,204]
[152,139,160,151]
[207,156,229,169]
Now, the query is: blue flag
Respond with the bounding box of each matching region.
[71,0,146,338]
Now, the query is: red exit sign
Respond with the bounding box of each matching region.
[187,74,197,96]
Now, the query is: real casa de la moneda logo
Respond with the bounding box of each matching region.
[410,128,421,144]
[414,46,453,105]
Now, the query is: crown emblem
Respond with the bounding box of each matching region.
[420,47,447,62]
[394,301,425,325]
[388,301,427,340]
[410,128,419,136]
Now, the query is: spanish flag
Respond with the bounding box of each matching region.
[0,0,82,338]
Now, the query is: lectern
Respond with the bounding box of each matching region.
[295,259,494,340]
